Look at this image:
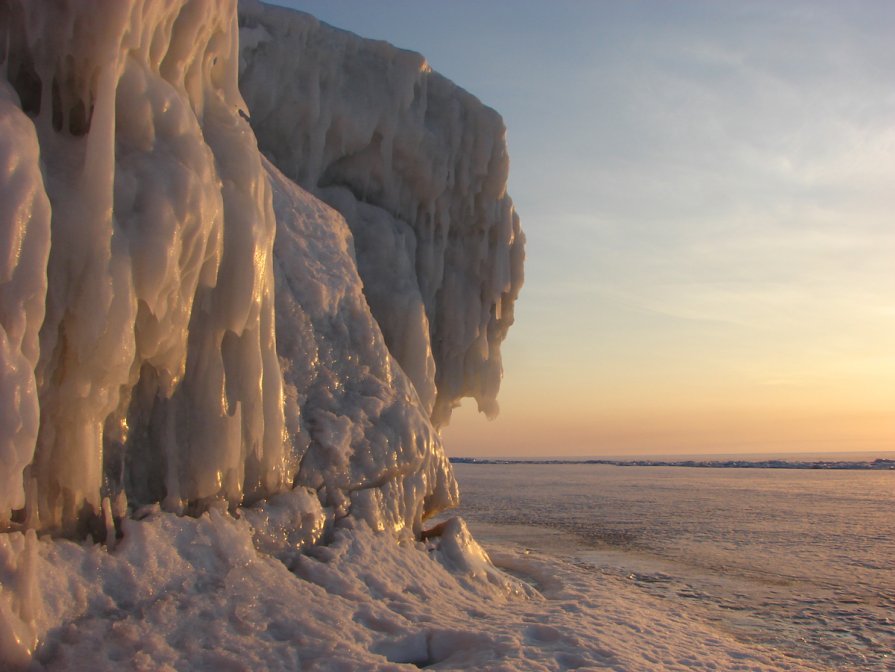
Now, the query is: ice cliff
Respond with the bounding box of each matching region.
[0,0,522,546]
[238,1,524,429]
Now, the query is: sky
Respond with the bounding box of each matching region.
[272,1,895,458]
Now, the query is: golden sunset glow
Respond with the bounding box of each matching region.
[283,0,895,458]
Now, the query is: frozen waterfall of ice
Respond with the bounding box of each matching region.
[0,0,289,536]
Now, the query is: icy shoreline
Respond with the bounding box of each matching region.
[1,506,827,671]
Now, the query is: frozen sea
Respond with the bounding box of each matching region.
[452,460,895,671]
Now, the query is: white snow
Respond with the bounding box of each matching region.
[0,509,825,670]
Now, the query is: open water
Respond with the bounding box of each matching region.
[452,461,895,671]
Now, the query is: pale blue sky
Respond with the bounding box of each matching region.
[270,1,895,456]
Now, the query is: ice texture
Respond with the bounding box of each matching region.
[0,511,826,671]
[0,0,529,662]
[0,83,49,521]
[0,0,486,541]
[265,156,457,535]
[0,0,287,534]
[238,1,525,427]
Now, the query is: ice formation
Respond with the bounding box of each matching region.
[238,1,525,427]
[0,0,527,663]
[0,0,290,536]
[0,82,49,520]
[0,0,534,538]
[265,156,457,534]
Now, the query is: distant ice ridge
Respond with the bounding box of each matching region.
[0,0,542,546]
[452,457,895,470]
